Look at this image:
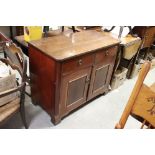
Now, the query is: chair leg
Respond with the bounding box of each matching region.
[20,87,28,129]
[20,104,28,129]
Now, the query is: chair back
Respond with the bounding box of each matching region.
[0,58,28,128]
[0,32,12,52]
[4,43,26,78]
[0,57,27,83]
[115,61,155,129]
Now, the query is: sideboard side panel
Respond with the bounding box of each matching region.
[29,45,56,116]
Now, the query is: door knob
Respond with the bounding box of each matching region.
[78,59,83,65]
[105,50,109,56]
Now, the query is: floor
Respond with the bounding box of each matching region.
[1,56,155,128]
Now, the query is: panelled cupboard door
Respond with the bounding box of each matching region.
[87,63,111,100]
[87,46,117,100]
[60,67,92,116]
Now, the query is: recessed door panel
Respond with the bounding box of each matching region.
[93,65,109,92]
[87,64,111,100]
[67,75,87,105]
[60,67,91,116]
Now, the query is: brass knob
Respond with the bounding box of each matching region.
[105,50,109,56]
[78,59,82,65]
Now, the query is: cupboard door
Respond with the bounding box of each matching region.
[87,49,117,100]
[87,64,110,100]
[60,67,92,116]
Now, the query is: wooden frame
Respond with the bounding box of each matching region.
[115,61,155,129]
[4,43,31,97]
[0,58,28,128]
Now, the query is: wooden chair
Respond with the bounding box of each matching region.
[4,43,31,97]
[0,32,25,74]
[115,61,155,129]
[0,58,28,128]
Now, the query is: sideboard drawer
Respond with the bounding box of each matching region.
[62,54,94,75]
[95,46,118,64]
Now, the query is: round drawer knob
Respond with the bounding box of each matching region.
[105,51,109,56]
[78,59,82,65]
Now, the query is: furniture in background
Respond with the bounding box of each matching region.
[119,35,142,78]
[14,35,29,56]
[14,27,76,56]
[76,26,102,32]
[104,26,136,38]
[4,43,31,97]
[115,62,155,129]
[132,26,155,59]
[14,26,75,36]
[62,26,77,32]
[14,26,48,36]
[120,26,155,79]
[110,34,142,89]
[150,43,155,69]
[0,58,28,128]
[28,30,120,125]
[102,27,143,81]
[110,66,128,90]
[14,26,47,56]
[15,26,24,36]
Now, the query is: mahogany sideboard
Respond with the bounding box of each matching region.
[28,30,120,125]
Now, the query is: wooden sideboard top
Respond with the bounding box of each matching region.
[28,30,120,61]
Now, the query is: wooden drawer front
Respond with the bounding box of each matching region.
[95,46,118,64]
[62,54,94,75]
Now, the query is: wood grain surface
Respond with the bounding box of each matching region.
[28,30,120,61]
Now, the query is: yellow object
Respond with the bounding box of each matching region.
[24,26,42,42]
